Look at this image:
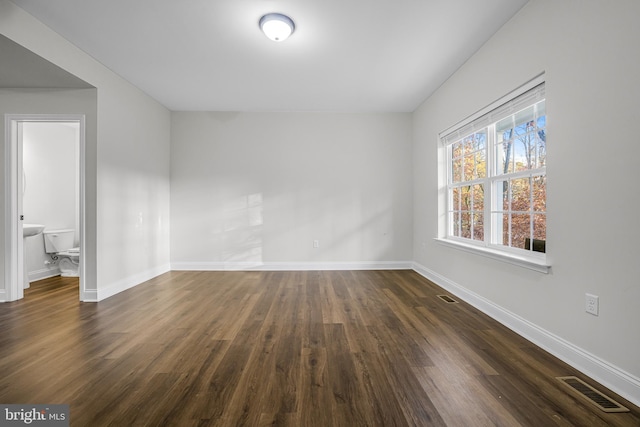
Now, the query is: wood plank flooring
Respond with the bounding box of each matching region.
[1,270,638,426]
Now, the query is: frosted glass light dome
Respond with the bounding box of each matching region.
[259,13,295,42]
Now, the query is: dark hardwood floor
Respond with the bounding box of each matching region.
[0,270,638,426]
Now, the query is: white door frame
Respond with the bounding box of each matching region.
[3,114,86,302]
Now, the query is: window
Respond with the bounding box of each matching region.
[440,77,547,269]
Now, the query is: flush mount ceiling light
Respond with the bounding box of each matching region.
[259,13,295,42]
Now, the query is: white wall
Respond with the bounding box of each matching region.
[23,122,78,280]
[96,83,171,299]
[171,112,413,269]
[413,0,640,404]
[0,88,98,301]
[0,0,171,300]
[3,0,637,405]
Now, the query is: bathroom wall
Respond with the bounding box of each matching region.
[0,88,97,302]
[23,122,79,281]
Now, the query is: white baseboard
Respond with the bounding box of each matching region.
[171,261,412,271]
[28,267,60,283]
[89,262,410,301]
[81,289,98,302]
[412,262,640,408]
[93,263,171,302]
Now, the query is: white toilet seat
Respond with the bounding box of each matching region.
[57,247,80,257]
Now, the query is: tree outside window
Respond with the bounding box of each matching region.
[445,89,546,255]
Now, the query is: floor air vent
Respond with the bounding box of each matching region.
[556,376,629,413]
[437,295,458,304]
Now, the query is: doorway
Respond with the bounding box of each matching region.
[4,114,86,302]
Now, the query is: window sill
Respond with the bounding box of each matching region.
[434,238,551,274]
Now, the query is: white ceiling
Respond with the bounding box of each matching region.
[10,0,528,112]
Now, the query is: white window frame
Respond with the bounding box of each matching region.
[436,74,550,273]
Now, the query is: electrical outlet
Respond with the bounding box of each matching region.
[585,294,599,316]
[313,240,319,248]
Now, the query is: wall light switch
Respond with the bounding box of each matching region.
[313,240,319,248]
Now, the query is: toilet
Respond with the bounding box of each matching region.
[43,229,80,277]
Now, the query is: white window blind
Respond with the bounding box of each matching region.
[440,74,546,146]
